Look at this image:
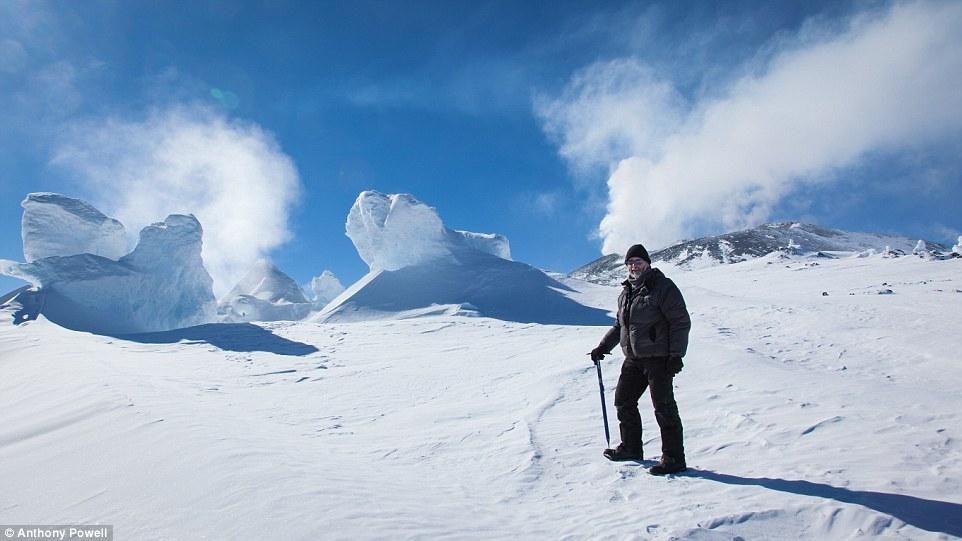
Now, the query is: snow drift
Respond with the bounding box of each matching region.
[219,259,313,322]
[1,194,215,334]
[317,191,611,325]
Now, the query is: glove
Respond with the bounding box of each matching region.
[668,356,684,375]
[590,347,607,362]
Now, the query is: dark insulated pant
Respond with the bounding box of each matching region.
[614,356,685,460]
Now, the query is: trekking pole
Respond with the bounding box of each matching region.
[592,359,611,447]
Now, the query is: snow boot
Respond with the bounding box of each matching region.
[648,456,686,475]
[603,445,643,462]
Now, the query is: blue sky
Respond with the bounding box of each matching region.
[2,0,961,295]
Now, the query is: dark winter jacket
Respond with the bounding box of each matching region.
[597,268,691,359]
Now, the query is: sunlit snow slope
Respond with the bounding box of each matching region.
[1,254,960,540]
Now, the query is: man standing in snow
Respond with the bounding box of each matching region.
[590,244,691,475]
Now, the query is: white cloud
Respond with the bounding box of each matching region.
[539,1,962,254]
[25,60,83,113]
[533,192,561,216]
[933,224,961,243]
[536,59,686,176]
[0,38,27,73]
[53,105,302,297]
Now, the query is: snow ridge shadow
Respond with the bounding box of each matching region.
[117,323,319,356]
[687,469,962,537]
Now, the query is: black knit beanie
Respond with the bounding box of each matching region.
[624,244,651,264]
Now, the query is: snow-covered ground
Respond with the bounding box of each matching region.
[1,254,960,540]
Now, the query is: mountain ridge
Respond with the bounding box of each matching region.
[571,222,952,285]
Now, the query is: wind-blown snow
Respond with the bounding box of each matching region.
[954,236,962,255]
[53,105,302,298]
[2,214,215,334]
[329,190,602,324]
[346,191,510,271]
[21,192,127,262]
[219,260,312,322]
[2,253,960,540]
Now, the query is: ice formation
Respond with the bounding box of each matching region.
[309,270,345,308]
[21,192,127,262]
[319,191,607,325]
[454,230,512,261]
[224,260,308,305]
[2,209,216,334]
[346,191,510,271]
[219,260,313,322]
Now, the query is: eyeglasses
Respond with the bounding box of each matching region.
[625,258,647,267]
